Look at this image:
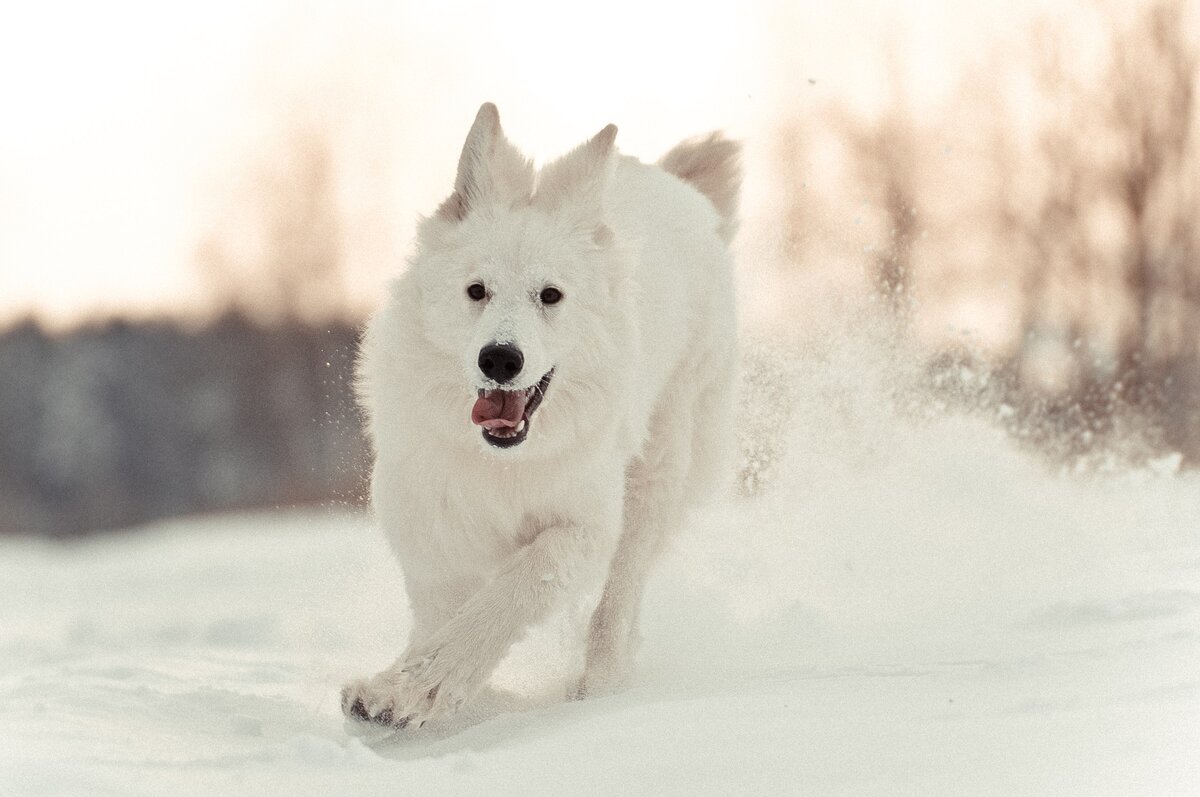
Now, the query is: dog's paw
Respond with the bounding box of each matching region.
[341,645,479,730]
[340,672,411,728]
[393,644,474,727]
[572,656,632,700]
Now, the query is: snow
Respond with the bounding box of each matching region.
[3,333,1200,795]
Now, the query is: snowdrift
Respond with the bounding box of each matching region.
[3,311,1198,795]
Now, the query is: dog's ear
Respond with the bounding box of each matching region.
[436,103,533,221]
[533,123,618,218]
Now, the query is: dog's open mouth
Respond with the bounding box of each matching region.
[470,369,554,448]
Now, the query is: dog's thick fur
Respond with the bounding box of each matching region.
[342,104,739,728]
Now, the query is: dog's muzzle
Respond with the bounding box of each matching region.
[470,368,554,448]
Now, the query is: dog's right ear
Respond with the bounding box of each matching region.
[436,103,533,222]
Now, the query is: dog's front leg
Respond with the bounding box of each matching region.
[345,516,615,728]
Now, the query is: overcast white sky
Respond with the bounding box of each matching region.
[0,0,1059,329]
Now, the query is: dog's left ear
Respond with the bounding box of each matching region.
[533,124,618,218]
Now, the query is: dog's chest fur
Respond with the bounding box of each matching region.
[373,441,621,581]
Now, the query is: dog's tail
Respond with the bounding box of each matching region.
[659,132,742,244]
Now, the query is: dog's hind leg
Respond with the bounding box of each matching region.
[577,446,687,695]
[577,391,697,693]
[578,357,735,697]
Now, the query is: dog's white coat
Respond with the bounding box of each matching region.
[343,104,739,727]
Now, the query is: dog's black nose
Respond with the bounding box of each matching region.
[478,343,524,384]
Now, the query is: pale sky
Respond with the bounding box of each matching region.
[0,0,1058,329]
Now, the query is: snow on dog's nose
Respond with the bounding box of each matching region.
[477,343,523,384]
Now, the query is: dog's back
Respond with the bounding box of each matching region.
[598,135,740,439]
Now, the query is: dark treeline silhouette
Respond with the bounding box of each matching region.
[0,313,368,536]
[0,55,375,537]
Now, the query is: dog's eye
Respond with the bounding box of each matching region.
[540,287,563,305]
[467,283,486,301]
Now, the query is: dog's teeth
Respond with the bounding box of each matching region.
[516,419,526,433]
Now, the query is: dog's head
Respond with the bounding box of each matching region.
[403,103,636,457]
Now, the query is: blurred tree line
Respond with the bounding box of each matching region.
[0,314,367,536]
[775,0,1199,465]
[0,96,370,536]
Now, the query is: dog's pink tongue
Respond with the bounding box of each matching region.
[471,390,528,430]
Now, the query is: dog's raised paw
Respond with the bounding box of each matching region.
[341,676,411,728]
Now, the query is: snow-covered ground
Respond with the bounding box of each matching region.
[3,332,1200,795]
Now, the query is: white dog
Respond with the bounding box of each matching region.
[342,103,739,728]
